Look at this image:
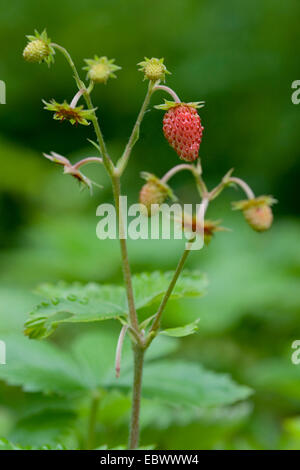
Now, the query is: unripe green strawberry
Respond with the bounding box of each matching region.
[156,101,204,162]
[23,30,54,66]
[139,172,174,216]
[23,39,50,63]
[83,56,121,84]
[138,57,170,82]
[232,195,276,232]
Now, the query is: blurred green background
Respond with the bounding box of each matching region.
[0,0,299,450]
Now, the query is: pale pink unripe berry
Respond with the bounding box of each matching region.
[139,173,174,216]
[244,205,273,232]
[232,195,276,232]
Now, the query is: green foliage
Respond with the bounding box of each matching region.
[245,358,300,401]
[0,0,299,450]
[0,333,86,394]
[118,361,252,407]
[0,329,252,449]
[10,410,76,448]
[24,271,207,339]
[160,319,200,337]
[0,330,249,409]
[0,438,65,450]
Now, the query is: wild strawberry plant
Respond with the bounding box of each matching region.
[0,29,276,450]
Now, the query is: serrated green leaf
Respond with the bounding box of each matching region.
[94,444,155,450]
[0,333,86,394]
[0,438,22,450]
[0,437,66,450]
[9,409,77,448]
[25,283,126,339]
[0,331,177,395]
[69,330,178,390]
[0,331,251,410]
[133,271,207,308]
[160,319,200,337]
[25,271,207,339]
[117,361,252,408]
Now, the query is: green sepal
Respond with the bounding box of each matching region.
[232,195,277,211]
[155,100,205,111]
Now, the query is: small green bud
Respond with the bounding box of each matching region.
[83,56,121,84]
[138,57,170,82]
[23,30,54,66]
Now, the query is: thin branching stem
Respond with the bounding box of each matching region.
[147,194,209,342]
[161,162,208,199]
[153,84,181,102]
[209,172,255,201]
[51,43,114,176]
[73,157,103,169]
[111,175,140,335]
[148,241,193,338]
[117,81,156,175]
[228,177,255,199]
[161,163,197,183]
[70,88,86,108]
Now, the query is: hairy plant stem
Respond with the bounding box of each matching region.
[86,391,101,450]
[111,174,140,335]
[117,81,156,175]
[129,345,145,449]
[148,241,194,339]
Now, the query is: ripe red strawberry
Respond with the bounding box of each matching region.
[157,101,204,162]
